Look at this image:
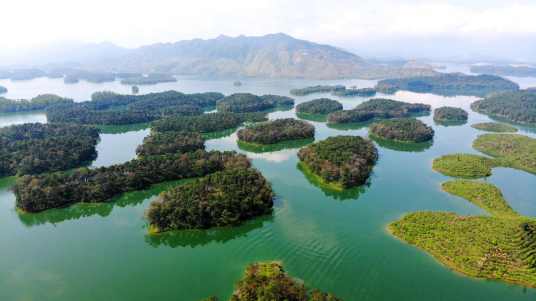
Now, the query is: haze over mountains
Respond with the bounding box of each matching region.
[4,33,437,80]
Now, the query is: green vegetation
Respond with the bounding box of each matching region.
[146,167,273,232]
[136,132,204,157]
[473,134,536,174]
[216,93,294,113]
[290,85,345,96]
[296,98,343,115]
[471,90,536,125]
[238,138,313,153]
[0,123,100,177]
[298,136,378,189]
[327,98,430,124]
[0,85,7,94]
[433,106,468,124]
[0,94,73,113]
[120,73,177,85]
[152,112,266,134]
[14,150,248,212]
[442,180,518,218]
[471,65,536,78]
[369,118,434,143]
[472,122,518,133]
[376,73,519,96]
[369,135,432,153]
[61,70,115,84]
[332,87,376,97]
[224,261,341,301]
[432,154,495,178]
[237,118,315,145]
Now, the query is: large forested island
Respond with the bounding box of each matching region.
[327,98,430,124]
[47,90,223,126]
[152,112,266,134]
[237,118,314,145]
[0,123,100,177]
[296,98,343,115]
[216,93,294,113]
[298,136,378,190]
[146,167,273,232]
[203,261,341,301]
[433,106,468,124]
[136,132,205,157]
[369,118,434,143]
[471,65,536,77]
[0,94,73,113]
[375,73,519,96]
[470,90,536,125]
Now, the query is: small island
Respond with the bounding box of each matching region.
[471,122,518,133]
[237,118,315,145]
[471,90,536,125]
[369,118,434,143]
[136,132,205,157]
[471,64,536,78]
[0,94,73,113]
[298,136,378,190]
[432,154,495,178]
[290,85,345,96]
[0,123,100,177]
[433,106,468,124]
[216,93,294,113]
[146,167,273,232]
[296,98,343,116]
[152,112,267,134]
[376,73,519,96]
[0,85,7,94]
[473,133,536,174]
[327,98,431,124]
[120,73,177,85]
[131,86,139,94]
[332,87,376,97]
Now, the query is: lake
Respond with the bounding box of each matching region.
[1,75,536,300]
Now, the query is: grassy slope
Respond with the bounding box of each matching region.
[474,134,536,174]
[432,154,495,178]
[471,122,518,133]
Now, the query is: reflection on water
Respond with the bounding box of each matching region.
[237,138,314,153]
[296,112,328,122]
[370,135,433,153]
[0,111,46,128]
[97,123,150,134]
[202,128,237,140]
[433,120,468,127]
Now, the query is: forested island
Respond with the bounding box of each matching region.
[62,70,116,84]
[47,90,223,126]
[237,118,315,145]
[14,150,248,212]
[152,112,266,134]
[202,262,342,301]
[146,167,273,232]
[296,98,343,115]
[0,85,7,94]
[290,85,345,96]
[136,132,205,157]
[471,90,536,125]
[120,73,177,85]
[471,122,518,133]
[0,123,100,177]
[332,87,376,97]
[298,136,378,190]
[376,73,519,96]
[471,65,536,77]
[327,98,430,124]
[216,93,294,113]
[433,106,468,124]
[369,118,434,143]
[0,94,73,113]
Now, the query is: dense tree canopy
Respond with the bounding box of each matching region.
[14,150,249,212]
[433,106,468,123]
[327,98,430,124]
[0,94,73,113]
[375,73,519,96]
[217,93,294,113]
[0,123,99,177]
[290,85,345,96]
[146,167,273,232]
[136,131,205,157]
[237,118,315,145]
[296,98,343,115]
[298,136,378,189]
[369,118,434,143]
[152,112,267,133]
[471,90,536,125]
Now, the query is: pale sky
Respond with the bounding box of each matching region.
[2,0,536,60]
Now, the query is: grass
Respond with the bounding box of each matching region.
[472,122,518,133]
[473,134,536,174]
[432,154,495,178]
[442,180,519,218]
[297,162,344,192]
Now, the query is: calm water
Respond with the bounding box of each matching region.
[1,75,536,301]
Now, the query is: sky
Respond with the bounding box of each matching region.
[2,0,536,62]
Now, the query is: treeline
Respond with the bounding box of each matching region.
[0,123,100,177]
[120,73,177,85]
[298,136,378,189]
[433,106,468,123]
[46,90,224,125]
[237,118,314,145]
[0,94,73,113]
[216,93,294,113]
[369,118,434,143]
[290,85,345,96]
[136,132,205,157]
[14,150,249,212]
[470,65,536,78]
[471,90,536,125]
[327,98,430,124]
[375,73,519,96]
[296,98,343,115]
[152,112,267,133]
[147,167,273,231]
